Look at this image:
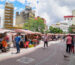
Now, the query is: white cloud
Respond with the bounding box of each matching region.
[1,0,3,1]
[10,0,15,2]
[0,0,74,27]
[0,9,4,20]
[0,4,4,8]
[41,13,51,26]
[58,0,75,3]
[19,8,24,12]
[5,0,15,2]
[35,0,72,26]
[49,1,71,19]
[17,0,25,4]
[27,0,38,7]
[14,7,17,10]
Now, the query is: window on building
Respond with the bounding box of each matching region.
[5,8,11,10]
[5,14,11,16]
[64,18,66,20]
[71,18,72,20]
[5,11,11,13]
[5,20,11,22]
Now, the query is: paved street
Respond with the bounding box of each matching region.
[0,40,71,65]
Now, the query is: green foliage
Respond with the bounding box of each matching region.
[23,17,45,33]
[23,22,29,30]
[45,30,49,33]
[68,26,73,33]
[49,26,63,33]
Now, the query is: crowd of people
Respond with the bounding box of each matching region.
[14,33,62,53]
[0,33,40,53]
[42,34,75,54]
[1,32,75,54]
[42,33,75,54]
[14,33,64,53]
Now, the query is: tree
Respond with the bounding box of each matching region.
[45,30,49,33]
[68,26,73,33]
[23,17,45,33]
[49,26,63,33]
[49,26,54,33]
[23,22,30,30]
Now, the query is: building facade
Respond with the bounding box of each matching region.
[64,10,75,25]
[15,6,35,28]
[64,16,72,25]
[4,2,14,29]
[51,22,70,32]
[72,10,75,24]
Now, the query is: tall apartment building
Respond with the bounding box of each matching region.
[25,6,35,20]
[15,6,35,28]
[4,2,14,29]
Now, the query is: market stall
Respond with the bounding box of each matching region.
[26,32,42,47]
[14,29,42,48]
[0,32,10,52]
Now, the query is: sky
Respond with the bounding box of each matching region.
[0,0,75,28]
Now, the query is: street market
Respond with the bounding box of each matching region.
[0,29,42,53]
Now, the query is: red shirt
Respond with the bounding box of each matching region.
[66,36,72,44]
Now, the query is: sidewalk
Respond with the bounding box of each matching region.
[68,53,75,65]
[0,40,61,61]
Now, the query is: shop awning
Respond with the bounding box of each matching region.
[14,29,34,34]
[0,29,12,33]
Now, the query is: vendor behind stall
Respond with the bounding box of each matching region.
[4,35,9,43]
[2,39,8,48]
[20,37,25,48]
[1,39,8,52]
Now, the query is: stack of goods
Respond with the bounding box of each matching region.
[29,44,34,48]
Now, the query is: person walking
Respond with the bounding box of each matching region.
[71,35,75,54]
[43,34,48,48]
[66,34,72,53]
[15,33,21,54]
